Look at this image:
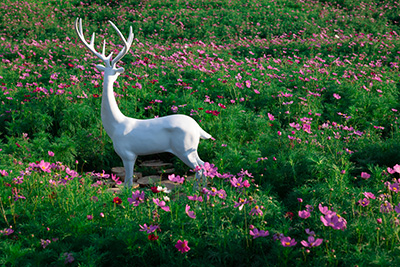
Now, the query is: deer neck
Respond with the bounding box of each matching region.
[101,73,126,137]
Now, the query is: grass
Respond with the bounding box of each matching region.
[1,0,400,265]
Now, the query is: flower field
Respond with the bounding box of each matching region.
[1,0,400,265]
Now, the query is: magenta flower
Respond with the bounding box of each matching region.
[153,198,170,212]
[65,167,79,178]
[0,170,8,177]
[12,187,26,201]
[395,203,400,213]
[198,162,218,178]
[63,252,75,264]
[298,210,311,219]
[235,82,243,89]
[230,177,245,188]
[320,213,347,230]
[168,174,184,184]
[268,113,275,121]
[389,183,400,193]
[128,190,145,206]
[281,236,297,247]
[233,198,249,210]
[361,172,371,179]
[333,93,341,99]
[301,236,323,247]
[187,195,203,202]
[306,205,314,212]
[48,151,55,157]
[393,164,400,173]
[217,189,227,199]
[380,201,393,213]
[245,80,251,88]
[249,205,263,216]
[111,174,122,185]
[175,240,190,253]
[249,228,269,239]
[41,239,51,249]
[318,203,330,215]
[363,192,376,199]
[87,215,93,220]
[0,228,14,236]
[377,218,382,224]
[139,223,159,234]
[305,229,315,236]
[357,198,370,207]
[37,160,51,173]
[185,204,196,219]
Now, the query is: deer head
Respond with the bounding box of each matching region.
[74,18,134,77]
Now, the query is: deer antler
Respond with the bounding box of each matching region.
[74,18,134,68]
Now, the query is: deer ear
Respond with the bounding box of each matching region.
[96,64,106,71]
[116,67,125,73]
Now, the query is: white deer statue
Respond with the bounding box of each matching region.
[74,18,212,188]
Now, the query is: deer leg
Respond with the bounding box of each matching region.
[176,151,206,191]
[122,156,137,188]
[195,155,207,188]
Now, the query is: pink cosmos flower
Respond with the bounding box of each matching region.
[185,204,196,219]
[234,198,249,210]
[231,177,245,188]
[360,172,371,179]
[380,201,393,213]
[128,190,145,206]
[395,203,400,214]
[363,192,376,199]
[305,229,315,236]
[48,151,55,157]
[249,205,263,216]
[301,236,323,247]
[393,164,400,173]
[254,89,260,94]
[389,183,400,193]
[245,80,251,88]
[37,160,51,173]
[298,210,311,219]
[111,174,122,185]
[195,162,218,178]
[63,253,75,264]
[168,174,184,184]
[250,228,269,239]
[357,198,370,207]
[139,223,159,234]
[153,198,170,212]
[217,189,227,199]
[333,93,341,99]
[268,113,275,121]
[281,236,297,247]
[175,240,190,253]
[235,82,243,89]
[320,212,347,230]
[187,195,203,202]
[41,239,51,249]
[318,203,330,215]
[0,228,14,236]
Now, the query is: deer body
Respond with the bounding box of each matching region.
[75,18,211,187]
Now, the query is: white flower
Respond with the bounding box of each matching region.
[163,196,170,202]
[157,185,171,194]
